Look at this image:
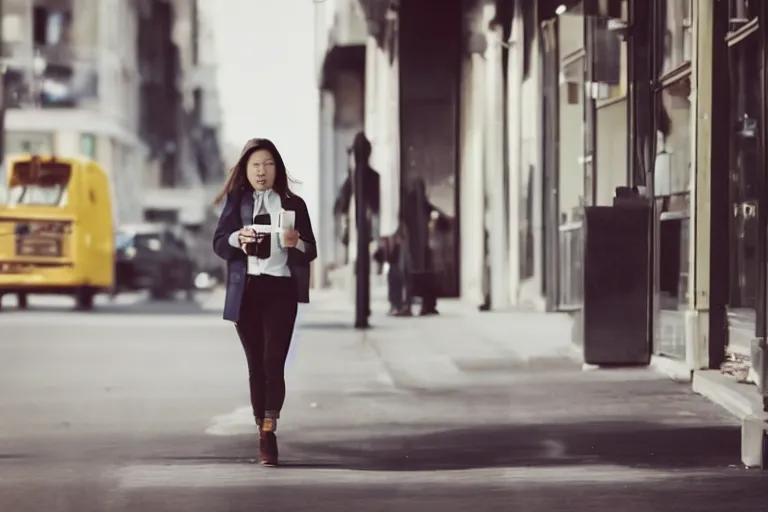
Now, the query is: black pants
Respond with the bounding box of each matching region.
[235,275,298,422]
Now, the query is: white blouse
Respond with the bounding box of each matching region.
[227,189,306,277]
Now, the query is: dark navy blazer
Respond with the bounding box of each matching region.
[212,188,317,322]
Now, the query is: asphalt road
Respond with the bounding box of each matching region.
[0,291,767,511]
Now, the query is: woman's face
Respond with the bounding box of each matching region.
[246,149,276,191]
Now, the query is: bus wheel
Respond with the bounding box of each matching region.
[17,293,28,309]
[75,289,95,311]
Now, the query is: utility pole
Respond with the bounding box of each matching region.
[354,151,370,329]
[0,0,6,171]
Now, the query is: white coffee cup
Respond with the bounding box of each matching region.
[277,211,295,247]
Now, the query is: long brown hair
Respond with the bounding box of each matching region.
[214,138,296,204]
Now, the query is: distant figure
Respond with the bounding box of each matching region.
[212,138,317,467]
[374,223,408,316]
[333,132,381,244]
[401,177,439,316]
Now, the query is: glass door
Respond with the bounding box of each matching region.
[726,23,763,353]
[555,2,586,310]
[650,0,694,359]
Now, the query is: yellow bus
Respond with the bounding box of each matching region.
[0,155,115,312]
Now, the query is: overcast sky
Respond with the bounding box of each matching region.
[204,0,320,217]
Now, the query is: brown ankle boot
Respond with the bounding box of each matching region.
[259,419,278,466]
[259,431,278,466]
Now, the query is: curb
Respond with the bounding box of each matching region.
[692,370,767,468]
[692,370,756,420]
[650,355,693,383]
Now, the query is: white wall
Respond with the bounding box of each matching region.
[595,99,628,206]
[364,36,400,238]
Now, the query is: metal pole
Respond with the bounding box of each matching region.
[354,152,370,329]
[0,0,6,170]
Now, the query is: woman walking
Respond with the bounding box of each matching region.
[212,138,317,466]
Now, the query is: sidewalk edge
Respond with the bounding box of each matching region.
[650,355,693,383]
[692,370,767,468]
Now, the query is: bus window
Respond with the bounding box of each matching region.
[6,161,71,207]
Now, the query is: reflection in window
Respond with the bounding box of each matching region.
[654,77,691,195]
[592,0,628,102]
[654,71,691,361]
[659,0,692,76]
[728,0,760,30]
[596,99,627,205]
[558,2,584,59]
[558,55,585,225]
[7,184,68,206]
[728,33,761,311]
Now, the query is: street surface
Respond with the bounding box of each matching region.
[1,289,767,511]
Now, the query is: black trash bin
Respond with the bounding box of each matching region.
[576,193,652,366]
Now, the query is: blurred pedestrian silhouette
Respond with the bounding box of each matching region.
[374,222,408,316]
[401,177,440,316]
[333,133,380,245]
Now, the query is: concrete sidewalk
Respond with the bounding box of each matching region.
[211,286,768,470]
[3,285,764,511]
[280,289,745,471]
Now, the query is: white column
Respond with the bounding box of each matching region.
[530,24,545,302]
[687,0,712,370]
[318,90,337,287]
[459,53,486,305]
[385,41,401,237]
[485,18,510,310]
[507,11,522,306]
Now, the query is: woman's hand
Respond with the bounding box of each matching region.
[238,227,256,250]
[282,228,300,248]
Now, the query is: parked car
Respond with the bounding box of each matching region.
[113,223,196,300]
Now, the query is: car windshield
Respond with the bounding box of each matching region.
[134,233,163,252]
[115,232,135,250]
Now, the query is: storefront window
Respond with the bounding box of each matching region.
[654,77,691,196]
[558,2,584,59]
[592,0,628,103]
[654,76,692,360]
[727,33,761,312]
[593,0,629,206]
[653,0,692,359]
[558,54,585,225]
[728,0,760,29]
[555,3,587,309]
[659,0,693,77]
[80,133,96,159]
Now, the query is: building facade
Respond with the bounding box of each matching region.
[315,0,768,462]
[1,0,144,223]
[138,0,224,224]
[0,0,224,230]
[314,0,368,289]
